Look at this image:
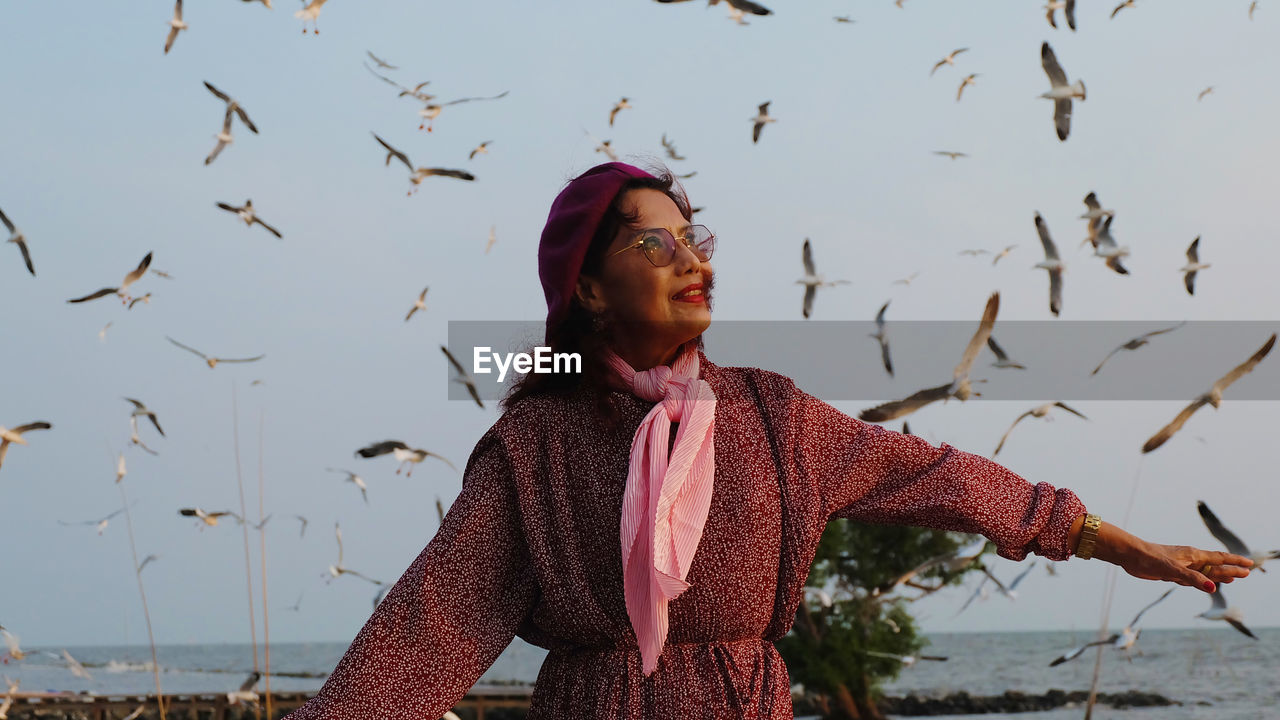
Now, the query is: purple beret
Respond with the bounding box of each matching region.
[539,162,657,339]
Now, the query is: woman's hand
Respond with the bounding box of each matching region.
[1076,517,1254,593]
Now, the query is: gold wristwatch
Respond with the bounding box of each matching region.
[1075,513,1102,560]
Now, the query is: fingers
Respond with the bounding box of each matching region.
[1202,551,1255,568]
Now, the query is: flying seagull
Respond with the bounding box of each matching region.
[1197,501,1279,571]
[327,522,386,587]
[859,293,998,422]
[204,81,258,134]
[328,468,369,504]
[123,398,165,438]
[356,440,456,476]
[992,402,1087,455]
[468,141,493,160]
[216,199,282,238]
[1142,333,1276,453]
[1049,588,1173,665]
[164,0,187,54]
[404,286,428,321]
[1180,237,1210,295]
[1045,0,1077,30]
[661,133,686,161]
[1090,216,1130,274]
[751,102,775,143]
[294,514,309,538]
[0,206,35,276]
[1033,213,1064,316]
[205,108,236,165]
[982,560,1038,600]
[1040,42,1085,141]
[366,51,397,70]
[415,90,509,132]
[986,336,1026,369]
[295,0,328,34]
[609,97,632,127]
[179,507,242,527]
[1080,191,1115,222]
[67,252,153,305]
[934,151,968,160]
[166,336,266,369]
[956,73,980,101]
[1111,0,1136,18]
[1196,588,1257,639]
[59,506,128,535]
[869,301,893,377]
[796,238,850,319]
[371,133,474,193]
[990,245,1017,266]
[442,345,485,409]
[1090,322,1185,376]
[1198,86,1215,102]
[930,48,969,76]
[654,0,773,16]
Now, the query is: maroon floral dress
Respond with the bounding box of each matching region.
[285,351,1086,719]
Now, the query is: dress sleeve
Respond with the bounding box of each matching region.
[786,383,1086,562]
[285,432,538,720]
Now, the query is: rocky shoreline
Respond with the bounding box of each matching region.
[878,688,1182,716]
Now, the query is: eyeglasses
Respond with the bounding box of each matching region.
[608,225,715,268]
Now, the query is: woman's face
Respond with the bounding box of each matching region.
[578,188,714,367]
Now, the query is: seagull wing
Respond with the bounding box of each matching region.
[203,81,230,103]
[1128,587,1174,629]
[726,0,772,14]
[166,336,210,360]
[930,58,948,76]
[1091,346,1126,376]
[993,410,1035,456]
[441,90,509,106]
[253,217,283,238]
[1050,637,1117,666]
[67,288,118,304]
[419,450,458,472]
[371,133,414,172]
[1186,236,1201,263]
[1226,618,1258,639]
[752,120,764,144]
[121,252,153,287]
[1142,396,1211,453]
[801,238,815,276]
[14,237,34,276]
[879,339,894,377]
[1209,333,1276,397]
[0,206,14,233]
[464,381,485,409]
[1035,213,1059,261]
[214,354,266,364]
[986,336,1011,362]
[1197,502,1252,556]
[858,382,955,422]
[356,440,409,458]
[441,345,468,375]
[1007,560,1038,590]
[1185,269,1197,295]
[1053,98,1072,141]
[420,168,475,181]
[953,292,1000,379]
[1050,401,1088,420]
[802,285,815,319]
[233,105,258,134]
[1041,42,1068,87]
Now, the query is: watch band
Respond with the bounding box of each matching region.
[1075,513,1102,560]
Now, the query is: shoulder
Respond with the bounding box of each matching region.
[698,352,801,415]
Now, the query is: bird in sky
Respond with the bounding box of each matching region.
[934,151,968,160]
[67,252,153,305]
[796,238,850,319]
[123,398,165,439]
[1033,213,1064,317]
[931,48,969,76]
[442,345,485,409]
[661,134,686,161]
[165,336,266,369]
[1090,215,1130,275]
[58,506,129,536]
[986,336,1026,369]
[992,402,1087,455]
[366,51,397,70]
[164,0,187,54]
[0,206,34,276]
[609,97,632,127]
[204,81,258,139]
[1180,237,1210,295]
[1196,588,1257,639]
[1111,0,1137,19]
[859,293,999,422]
[1044,0,1077,30]
[1197,501,1279,571]
[869,301,893,377]
[469,141,493,160]
[404,286,428,322]
[295,0,329,34]
[216,199,283,238]
[356,440,457,476]
[956,73,980,101]
[1090,322,1185,376]
[1198,86,1215,102]
[1142,333,1276,453]
[179,507,242,527]
[1040,42,1085,141]
[0,421,52,472]
[327,522,386,587]
[204,108,237,165]
[751,101,775,144]
[1049,588,1173,665]
[328,468,369,504]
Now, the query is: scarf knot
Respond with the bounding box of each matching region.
[605,347,717,677]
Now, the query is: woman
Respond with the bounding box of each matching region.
[285,162,1253,719]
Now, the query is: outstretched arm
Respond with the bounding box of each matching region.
[1065,516,1252,593]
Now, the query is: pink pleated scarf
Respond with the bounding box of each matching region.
[606,346,717,677]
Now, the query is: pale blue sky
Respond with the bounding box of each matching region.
[1,0,1278,653]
